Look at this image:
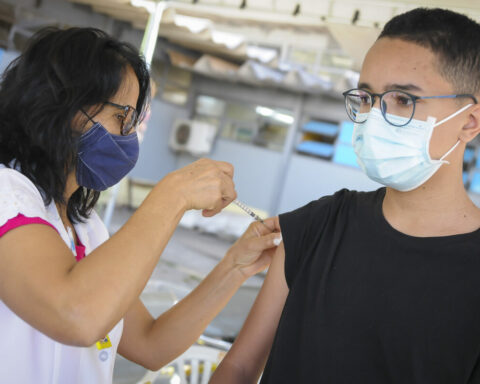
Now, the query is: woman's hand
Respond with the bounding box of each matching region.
[161,158,237,217]
[226,216,282,278]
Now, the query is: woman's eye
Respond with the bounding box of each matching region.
[115,114,124,121]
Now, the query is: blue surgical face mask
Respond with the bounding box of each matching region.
[76,122,139,191]
[353,104,472,192]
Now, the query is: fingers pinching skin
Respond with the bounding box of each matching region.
[248,231,283,252]
[248,217,281,238]
[230,227,282,268]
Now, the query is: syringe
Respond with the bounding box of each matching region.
[233,199,271,230]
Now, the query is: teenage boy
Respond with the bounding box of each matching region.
[210,7,480,384]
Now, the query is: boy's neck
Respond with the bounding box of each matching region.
[382,165,480,237]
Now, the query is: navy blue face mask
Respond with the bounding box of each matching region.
[76,122,139,191]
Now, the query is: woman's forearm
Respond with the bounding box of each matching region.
[140,255,247,369]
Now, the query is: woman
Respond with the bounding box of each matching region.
[0,27,281,383]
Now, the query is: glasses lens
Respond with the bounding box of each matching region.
[121,108,138,136]
[381,91,415,126]
[344,89,371,123]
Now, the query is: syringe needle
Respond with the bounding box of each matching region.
[233,199,271,230]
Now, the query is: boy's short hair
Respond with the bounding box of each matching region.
[379,8,480,95]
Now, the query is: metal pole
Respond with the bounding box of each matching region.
[140,1,167,66]
[103,0,165,230]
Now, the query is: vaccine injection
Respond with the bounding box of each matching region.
[233,199,271,230]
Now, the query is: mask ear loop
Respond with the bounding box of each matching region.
[439,141,461,163]
[80,108,97,125]
[432,103,473,163]
[433,103,473,127]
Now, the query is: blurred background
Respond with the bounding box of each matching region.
[1,0,480,382]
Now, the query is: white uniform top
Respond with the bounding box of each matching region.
[0,165,123,383]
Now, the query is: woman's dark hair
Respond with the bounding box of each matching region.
[0,27,150,223]
[379,8,480,95]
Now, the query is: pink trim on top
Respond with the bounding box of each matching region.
[0,213,57,237]
[75,243,86,261]
[0,213,86,261]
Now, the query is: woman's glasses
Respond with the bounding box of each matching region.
[104,101,138,136]
[342,88,477,127]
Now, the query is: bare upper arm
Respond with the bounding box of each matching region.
[211,242,289,383]
[0,224,81,343]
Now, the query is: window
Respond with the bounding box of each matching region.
[151,60,192,106]
[193,95,293,152]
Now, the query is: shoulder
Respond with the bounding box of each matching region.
[278,188,383,253]
[280,187,383,218]
[278,188,384,288]
[0,167,43,198]
[0,166,48,227]
[278,189,355,256]
[279,188,373,224]
[317,188,384,208]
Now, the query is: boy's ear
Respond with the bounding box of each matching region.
[460,103,480,143]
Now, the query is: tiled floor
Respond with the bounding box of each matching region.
[104,206,264,384]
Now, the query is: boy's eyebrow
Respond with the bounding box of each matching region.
[384,83,423,92]
[356,82,423,92]
[357,82,371,90]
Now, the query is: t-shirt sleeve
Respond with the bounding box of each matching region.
[279,190,346,288]
[0,168,50,231]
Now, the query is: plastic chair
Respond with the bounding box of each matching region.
[136,345,224,384]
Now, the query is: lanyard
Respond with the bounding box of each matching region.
[66,226,77,258]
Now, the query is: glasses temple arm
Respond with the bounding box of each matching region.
[80,108,96,124]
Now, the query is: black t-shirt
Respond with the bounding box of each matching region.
[261,188,480,384]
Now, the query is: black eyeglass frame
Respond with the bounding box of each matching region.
[342,88,478,127]
[103,101,139,136]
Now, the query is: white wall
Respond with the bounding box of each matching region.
[278,154,381,214]
[176,139,285,215]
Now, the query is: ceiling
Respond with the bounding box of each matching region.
[66,0,480,30]
[65,0,480,68]
[62,0,480,95]
[1,0,476,97]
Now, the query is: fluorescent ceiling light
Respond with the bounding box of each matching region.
[273,112,294,124]
[174,14,211,34]
[256,106,274,117]
[246,46,277,64]
[211,30,245,50]
[131,0,156,13]
[256,106,294,124]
